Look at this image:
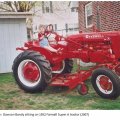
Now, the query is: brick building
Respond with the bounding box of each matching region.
[78,1,120,32]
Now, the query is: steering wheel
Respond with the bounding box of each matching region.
[44,24,66,43]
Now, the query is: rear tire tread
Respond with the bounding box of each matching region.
[12,50,52,93]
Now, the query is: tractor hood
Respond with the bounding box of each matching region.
[67,32,109,42]
[66,31,120,42]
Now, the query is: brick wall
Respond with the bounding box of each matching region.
[78,1,120,32]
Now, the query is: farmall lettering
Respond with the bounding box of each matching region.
[85,34,104,39]
[12,25,120,99]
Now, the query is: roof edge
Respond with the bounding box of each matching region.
[0,12,33,18]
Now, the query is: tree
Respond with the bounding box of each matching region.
[0,1,36,12]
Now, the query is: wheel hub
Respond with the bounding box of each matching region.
[99,76,112,91]
[23,62,40,81]
[77,84,88,95]
[96,75,113,94]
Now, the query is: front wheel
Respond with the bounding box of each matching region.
[91,67,120,99]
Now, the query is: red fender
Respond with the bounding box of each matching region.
[17,46,53,63]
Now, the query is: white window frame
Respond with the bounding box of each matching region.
[85,2,93,28]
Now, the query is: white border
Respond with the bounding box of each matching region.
[3,0,120,2]
[0,1,120,120]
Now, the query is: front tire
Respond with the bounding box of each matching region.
[91,67,120,99]
[12,51,52,93]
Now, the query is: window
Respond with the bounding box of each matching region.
[85,2,93,28]
[70,1,78,12]
[46,7,50,13]
[42,1,53,13]
[71,8,78,12]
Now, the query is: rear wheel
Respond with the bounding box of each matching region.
[52,59,73,74]
[91,67,120,99]
[12,51,52,93]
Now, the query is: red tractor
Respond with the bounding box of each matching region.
[12,25,120,99]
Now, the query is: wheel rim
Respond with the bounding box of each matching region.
[18,59,41,87]
[52,61,65,74]
[78,84,88,95]
[96,75,113,94]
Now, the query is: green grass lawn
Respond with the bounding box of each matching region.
[0,69,120,110]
